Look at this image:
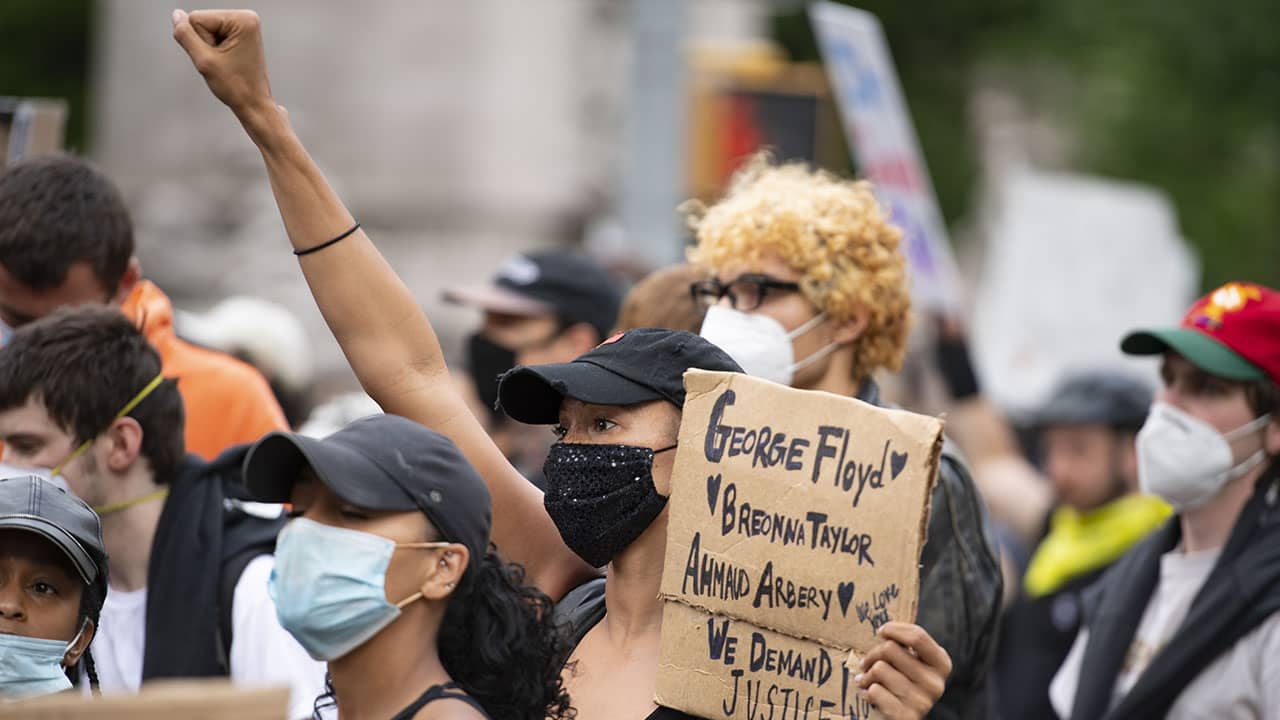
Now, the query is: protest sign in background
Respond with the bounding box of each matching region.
[970,170,1198,414]
[808,2,964,313]
[0,681,288,720]
[0,97,66,168]
[656,370,943,719]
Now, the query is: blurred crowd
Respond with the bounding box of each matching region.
[0,8,1277,720]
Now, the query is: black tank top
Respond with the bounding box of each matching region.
[645,706,699,719]
[390,682,489,720]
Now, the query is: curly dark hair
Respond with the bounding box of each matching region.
[440,552,575,719]
[313,549,574,720]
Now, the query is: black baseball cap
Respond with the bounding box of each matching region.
[443,250,623,340]
[1034,369,1153,431]
[0,474,107,585]
[242,414,492,566]
[497,328,743,425]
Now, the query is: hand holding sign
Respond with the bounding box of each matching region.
[172,9,279,128]
[856,622,952,720]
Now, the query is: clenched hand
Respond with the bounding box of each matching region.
[171,9,277,125]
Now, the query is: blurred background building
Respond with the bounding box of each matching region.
[2,0,1277,406]
[82,0,774,389]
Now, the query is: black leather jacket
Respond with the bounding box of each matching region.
[858,380,1004,720]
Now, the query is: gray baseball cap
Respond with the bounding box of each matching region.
[0,474,107,585]
[1034,370,1154,432]
[243,414,492,570]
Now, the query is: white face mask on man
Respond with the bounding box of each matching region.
[1136,402,1272,512]
[0,464,68,493]
[699,305,838,386]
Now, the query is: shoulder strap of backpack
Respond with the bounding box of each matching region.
[553,577,607,648]
[216,499,287,672]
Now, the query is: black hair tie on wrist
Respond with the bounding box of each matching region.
[293,222,361,257]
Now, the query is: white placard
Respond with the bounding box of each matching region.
[809,2,964,312]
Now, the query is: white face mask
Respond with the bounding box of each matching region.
[699,305,838,386]
[1137,402,1272,512]
[0,464,68,493]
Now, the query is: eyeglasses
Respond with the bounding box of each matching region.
[689,274,802,312]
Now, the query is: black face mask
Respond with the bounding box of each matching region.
[467,333,517,422]
[542,442,676,567]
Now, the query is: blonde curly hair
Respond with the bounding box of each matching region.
[685,155,911,379]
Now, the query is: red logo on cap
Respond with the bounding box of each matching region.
[1189,283,1262,331]
[598,332,625,347]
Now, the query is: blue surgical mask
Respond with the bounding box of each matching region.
[0,627,82,699]
[269,518,449,661]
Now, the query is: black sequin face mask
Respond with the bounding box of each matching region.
[542,442,676,567]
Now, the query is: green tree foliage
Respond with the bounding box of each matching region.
[772,0,1279,289]
[0,0,92,152]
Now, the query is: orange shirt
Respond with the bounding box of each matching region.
[122,280,288,459]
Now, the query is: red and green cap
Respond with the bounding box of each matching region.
[1121,282,1280,386]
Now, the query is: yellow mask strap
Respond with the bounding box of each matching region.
[52,372,166,477]
[93,487,170,517]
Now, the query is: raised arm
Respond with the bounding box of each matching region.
[171,8,594,600]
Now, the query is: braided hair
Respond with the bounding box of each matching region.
[64,555,108,693]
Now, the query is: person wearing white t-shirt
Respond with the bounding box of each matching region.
[0,306,324,719]
[92,555,322,715]
[1049,282,1280,720]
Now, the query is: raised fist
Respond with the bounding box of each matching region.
[172,9,275,120]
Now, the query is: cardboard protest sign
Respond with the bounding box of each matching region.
[656,370,943,719]
[657,602,880,720]
[808,2,964,313]
[0,680,288,720]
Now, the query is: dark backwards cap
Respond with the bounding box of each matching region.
[497,328,743,425]
[243,415,492,565]
[1034,370,1154,431]
[0,474,107,585]
[443,250,623,340]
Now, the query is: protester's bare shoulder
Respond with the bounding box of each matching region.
[565,619,662,719]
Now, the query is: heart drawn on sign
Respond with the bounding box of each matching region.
[837,582,856,617]
[890,451,909,480]
[706,473,722,516]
